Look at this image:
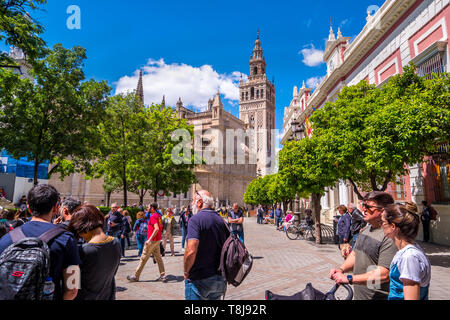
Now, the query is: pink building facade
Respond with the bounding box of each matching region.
[281,0,450,244]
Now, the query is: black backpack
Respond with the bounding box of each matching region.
[0,226,66,300]
[218,222,253,287]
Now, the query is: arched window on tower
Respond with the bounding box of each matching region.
[241,92,244,101]
[254,67,258,75]
[256,89,259,99]
[260,89,264,99]
[245,91,248,100]
[250,87,254,99]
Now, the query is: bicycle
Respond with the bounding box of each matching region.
[285,222,315,241]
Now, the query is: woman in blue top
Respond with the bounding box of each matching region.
[381,203,431,300]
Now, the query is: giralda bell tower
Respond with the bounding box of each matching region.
[239,31,276,176]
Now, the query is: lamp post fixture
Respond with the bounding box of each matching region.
[290,119,305,225]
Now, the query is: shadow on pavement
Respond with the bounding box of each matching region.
[116,286,128,292]
[417,240,450,268]
[138,274,183,283]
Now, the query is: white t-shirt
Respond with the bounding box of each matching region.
[391,243,431,286]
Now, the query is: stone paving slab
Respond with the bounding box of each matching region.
[115,217,450,300]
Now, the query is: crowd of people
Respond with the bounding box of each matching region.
[0,184,238,301]
[329,191,434,300]
[0,184,439,301]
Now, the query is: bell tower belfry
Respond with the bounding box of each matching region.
[239,31,276,176]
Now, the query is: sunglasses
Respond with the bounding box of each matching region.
[362,202,383,210]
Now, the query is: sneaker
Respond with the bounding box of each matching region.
[127,275,139,282]
[156,275,167,282]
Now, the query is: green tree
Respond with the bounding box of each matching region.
[279,135,340,244]
[0,44,111,185]
[129,103,197,203]
[310,65,450,199]
[92,92,144,207]
[93,97,197,206]
[0,0,47,65]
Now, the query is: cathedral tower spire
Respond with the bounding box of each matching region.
[136,69,144,105]
[239,31,276,176]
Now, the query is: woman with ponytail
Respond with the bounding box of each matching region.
[381,203,431,300]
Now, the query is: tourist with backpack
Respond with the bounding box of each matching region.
[133,211,148,257]
[184,190,229,300]
[0,184,81,300]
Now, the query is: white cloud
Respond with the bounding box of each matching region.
[306,75,326,89]
[300,44,324,67]
[114,59,244,111]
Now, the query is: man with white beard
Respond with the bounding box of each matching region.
[183,190,230,300]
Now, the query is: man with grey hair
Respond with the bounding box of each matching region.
[184,190,230,300]
[54,196,81,228]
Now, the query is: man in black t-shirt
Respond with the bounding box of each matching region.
[183,190,229,300]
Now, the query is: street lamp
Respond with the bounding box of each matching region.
[290,119,305,225]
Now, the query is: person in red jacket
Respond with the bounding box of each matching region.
[127,202,166,282]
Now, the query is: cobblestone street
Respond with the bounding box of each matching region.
[115,217,450,300]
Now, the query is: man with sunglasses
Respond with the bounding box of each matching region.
[330,191,398,300]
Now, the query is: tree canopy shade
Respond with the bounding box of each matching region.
[0,44,111,185]
[0,0,47,64]
[91,95,197,206]
[278,135,341,243]
[310,65,450,199]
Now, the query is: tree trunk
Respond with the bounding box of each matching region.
[106,191,111,207]
[139,189,147,206]
[311,193,322,244]
[33,157,40,186]
[153,191,157,203]
[348,178,364,200]
[122,159,127,207]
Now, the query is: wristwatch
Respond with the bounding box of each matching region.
[347,274,353,284]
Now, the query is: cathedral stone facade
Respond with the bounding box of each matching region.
[176,91,257,208]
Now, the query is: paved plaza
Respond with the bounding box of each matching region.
[115,217,450,300]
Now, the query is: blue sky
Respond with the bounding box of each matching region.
[4,0,384,132]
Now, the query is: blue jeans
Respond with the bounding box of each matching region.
[181,227,187,249]
[185,275,227,300]
[257,215,263,224]
[136,233,146,257]
[275,217,282,228]
[232,230,244,244]
[352,233,358,250]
